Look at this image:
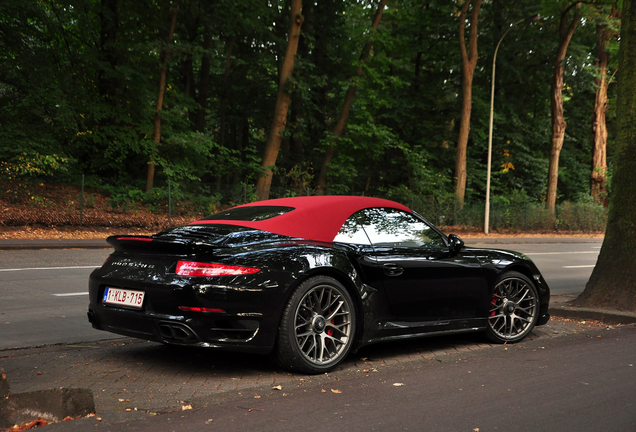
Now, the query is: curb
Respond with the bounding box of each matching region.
[0,237,603,250]
[548,295,636,325]
[0,239,109,250]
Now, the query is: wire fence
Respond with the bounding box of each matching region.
[0,174,608,232]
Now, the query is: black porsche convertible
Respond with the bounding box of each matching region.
[88,196,550,374]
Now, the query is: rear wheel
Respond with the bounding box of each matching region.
[486,271,539,343]
[272,276,355,374]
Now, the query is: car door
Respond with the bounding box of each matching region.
[357,208,487,323]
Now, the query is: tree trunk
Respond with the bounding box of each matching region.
[146,0,179,192]
[98,0,118,98]
[546,2,581,214]
[453,0,482,208]
[255,0,304,201]
[289,2,312,170]
[575,0,636,311]
[315,0,387,195]
[195,30,212,132]
[218,39,235,147]
[590,6,618,206]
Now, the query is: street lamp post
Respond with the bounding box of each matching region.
[484,14,539,235]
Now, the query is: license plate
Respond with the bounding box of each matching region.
[103,287,145,309]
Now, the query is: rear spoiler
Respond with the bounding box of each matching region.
[106,235,220,255]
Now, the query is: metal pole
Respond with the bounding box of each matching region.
[168,180,172,228]
[80,174,85,227]
[485,14,539,235]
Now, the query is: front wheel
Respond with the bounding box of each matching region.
[486,271,539,343]
[271,276,356,374]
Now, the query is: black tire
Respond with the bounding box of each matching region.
[271,276,356,374]
[486,271,539,344]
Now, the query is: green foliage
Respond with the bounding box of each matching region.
[0,0,621,230]
[0,153,72,179]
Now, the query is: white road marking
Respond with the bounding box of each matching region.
[0,266,99,272]
[563,265,596,268]
[525,251,599,255]
[53,292,89,296]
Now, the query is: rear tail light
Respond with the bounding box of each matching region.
[178,306,226,313]
[176,261,261,277]
[116,236,153,241]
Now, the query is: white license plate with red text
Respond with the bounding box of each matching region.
[103,287,145,309]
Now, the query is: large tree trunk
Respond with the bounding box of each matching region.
[255,0,304,201]
[546,2,581,214]
[575,0,636,311]
[590,6,618,206]
[146,1,179,192]
[289,3,312,170]
[454,0,482,208]
[315,0,387,195]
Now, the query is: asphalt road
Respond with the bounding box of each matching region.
[467,240,602,295]
[0,240,601,350]
[0,249,113,349]
[52,322,636,432]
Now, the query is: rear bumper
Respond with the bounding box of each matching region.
[87,303,275,354]
[87,270,284,354]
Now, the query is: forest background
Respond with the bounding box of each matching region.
[0,0,621,232]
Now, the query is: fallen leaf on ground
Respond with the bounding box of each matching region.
[331,389,342,394]
[10,419,48,431]
[393,383,404,387]
[182,404,193,411]
[272,385,282,391]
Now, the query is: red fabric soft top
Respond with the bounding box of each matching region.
[191,195,411,243]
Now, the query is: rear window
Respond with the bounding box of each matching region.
[201,206,295,222]
[155,224,293,247]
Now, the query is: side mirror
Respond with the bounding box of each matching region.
[447,234,464,254]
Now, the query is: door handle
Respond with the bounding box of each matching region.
[383,263,404,276]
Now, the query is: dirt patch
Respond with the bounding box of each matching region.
[0,226,156,240]
[0,181,203,236]
[0,181,605,240]
[441,226,605,239]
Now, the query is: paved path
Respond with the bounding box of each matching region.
[3,235,636,430]
[1,317,632,427]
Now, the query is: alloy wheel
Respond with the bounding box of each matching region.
[293,283,353,366]
[488,275,538,342]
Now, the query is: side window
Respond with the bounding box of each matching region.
[357,208,445,248]
[333,213,371,245]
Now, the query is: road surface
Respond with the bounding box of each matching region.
[0,240,601,349]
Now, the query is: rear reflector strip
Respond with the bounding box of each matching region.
[116,237,153,242]
[176,261,260,277]
[179,306,226,313]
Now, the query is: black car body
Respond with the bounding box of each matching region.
[88,196,550,373]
